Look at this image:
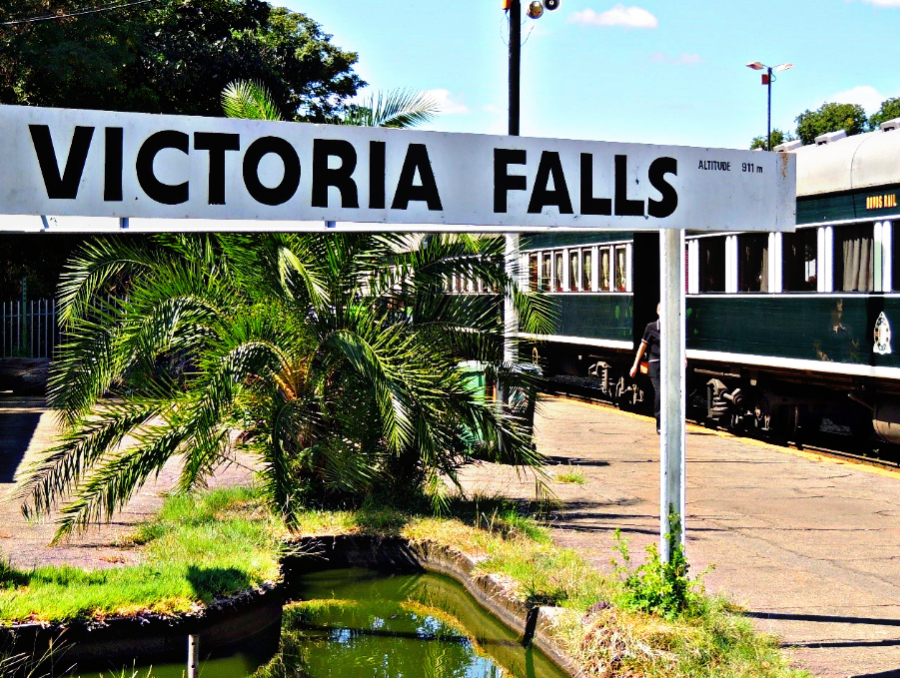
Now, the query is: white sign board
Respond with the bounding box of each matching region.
[0,105,796,232]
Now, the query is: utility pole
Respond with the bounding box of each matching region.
[746,62,793,151]
[767,66,773,152]
[508,0,521,138]
[502,0,522,392]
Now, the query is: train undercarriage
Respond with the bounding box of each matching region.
[527,340,900,456]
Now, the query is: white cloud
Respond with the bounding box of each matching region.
[829,85,887,114]
[569,5,658,29]
[424,89,469,115]
[855,0,900,6]
[650,52,702,65]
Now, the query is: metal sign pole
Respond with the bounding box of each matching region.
[659,228,686,561]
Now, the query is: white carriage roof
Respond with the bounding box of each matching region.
[793,129,900,198]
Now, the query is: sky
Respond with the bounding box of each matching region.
[281,0,900,150]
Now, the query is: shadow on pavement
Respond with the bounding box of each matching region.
[745,611,900,627]
[545,455,610,467]
[554,522,723,536]
[786,639,900,649]
[0,411,42,483]
[850,671,900,678]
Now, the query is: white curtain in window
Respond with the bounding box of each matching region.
[842,233,874,292]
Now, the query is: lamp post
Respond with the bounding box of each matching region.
[746,62,793,151]
[502,0,559,375]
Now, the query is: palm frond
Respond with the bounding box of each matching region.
[17,400,163,520]
[222,80,284,122]
[322,326,416,453]
[53,423,187,541]
[341,88,439,129]
[57,237,157,327]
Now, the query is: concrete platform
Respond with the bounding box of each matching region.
[459,397,900,678]
[0,397,256,571]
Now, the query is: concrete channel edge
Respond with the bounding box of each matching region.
[2,535,580,677]
[285,534,580,678]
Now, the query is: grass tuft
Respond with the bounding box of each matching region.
[554,466,587,485]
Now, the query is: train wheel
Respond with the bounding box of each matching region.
[614,377,627,410]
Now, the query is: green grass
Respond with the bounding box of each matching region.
[0,487,285,625]
[554,467,587,485]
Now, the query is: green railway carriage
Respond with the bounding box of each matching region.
[519,124,900,445]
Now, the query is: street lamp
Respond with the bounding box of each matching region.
[500,0,559,416]
[505,0,560,137]
[746,61,793,151]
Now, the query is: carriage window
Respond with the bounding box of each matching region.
[835,224,874,292]
[783,229,817,291]
[599,248,611,291]
[739,234,768,292]
[529,254,538,292]
[540,253,550,291]
[569,250,579,291]
[554,251,564,292]
[699,237,726,292]
[614,246,627,291]
[581,248,593,291]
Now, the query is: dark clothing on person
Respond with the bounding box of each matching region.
[649,360,661,432]
[642,320,661,431]
[641,320,661,363]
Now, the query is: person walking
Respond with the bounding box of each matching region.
[629,303,661,433]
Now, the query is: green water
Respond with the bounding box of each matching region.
[74,568,570,678]
[75,653,263,678]
[265,568,570,678]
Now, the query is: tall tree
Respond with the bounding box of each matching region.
[795,102,868,146]
[870,97,900,130]
[0,1,363,120]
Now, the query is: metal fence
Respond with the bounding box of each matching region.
[1,299,60,359]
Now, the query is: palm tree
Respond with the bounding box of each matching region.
[18,233,553,540]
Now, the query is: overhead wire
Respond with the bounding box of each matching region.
[1,0,156,27]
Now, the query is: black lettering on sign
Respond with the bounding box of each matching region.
[493,149,527,213]
[648,157,678,218]
[29,125,94,200]
[369,141,386,210]
[243,137,301,206]
[579,153,612,216]
[137,131,190,205]
[614,155,644,217]
[194,132,240,205]
[392,144,442,211]
[104,127,124,202]
[528,151,573,215]
[312,139,359,209]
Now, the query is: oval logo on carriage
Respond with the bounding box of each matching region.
[874,312,892,355]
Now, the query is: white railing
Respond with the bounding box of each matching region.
[1,299,59,359]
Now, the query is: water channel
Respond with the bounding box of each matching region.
[75,568,570,678]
